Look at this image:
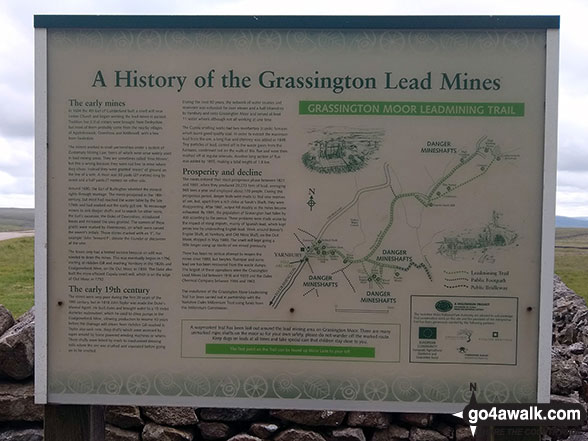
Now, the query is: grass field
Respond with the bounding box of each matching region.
[555,228,588,303]
[0,228,586,318]
[0,237,34,318]
[0,208,34,232]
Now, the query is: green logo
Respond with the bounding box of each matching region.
[435,300,453,312]
[418,327,437,339]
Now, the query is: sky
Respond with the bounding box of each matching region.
[0,1,586,218]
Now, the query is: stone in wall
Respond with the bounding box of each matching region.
[431,421,453,440]
[0,379,43,422]
[0,428,43,441]
[227,435,264,441]
[106,424,141,441]
[200,408,264,422]
[199,422,234,440]
[275,428,327,441]
[398,414,433,428]
[552,355,583,396]
[143,406,198,426]
[454,426,474,441]
[371,424,410,441]
[347,412,390,429]
[408,427,447,441]
[0,305,15,336]
[330,427,366,441]
[106,405,144,429]
[142,422,194,441]
[0,307,34,380]
[270,410,346,426]
[249,422,280,439]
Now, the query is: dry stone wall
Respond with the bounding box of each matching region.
[0,306,42,440]
[1,276,588,440]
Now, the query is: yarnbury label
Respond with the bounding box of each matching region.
[39,18,556,412]
[299,101,525,116]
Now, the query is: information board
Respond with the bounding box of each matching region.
[35,16,559,412]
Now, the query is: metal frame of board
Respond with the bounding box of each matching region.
[35,15,559,410]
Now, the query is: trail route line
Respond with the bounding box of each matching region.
[270,136,505,308]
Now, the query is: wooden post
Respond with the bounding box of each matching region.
[44,405,105,441]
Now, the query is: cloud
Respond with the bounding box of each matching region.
[0,193,34,209]
[0,86,34,138]
[556,171,588,217]
[558,142,588,173]
[556,187,588,218]
[0,171,17,189]
[558,171,588,192]
[0,137,34,169]
[0,137,34,207]
[0,173,32,194]
[558,123,588,174]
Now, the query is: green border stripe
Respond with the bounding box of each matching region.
[206,343,375,358]
[299,101,524,117]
